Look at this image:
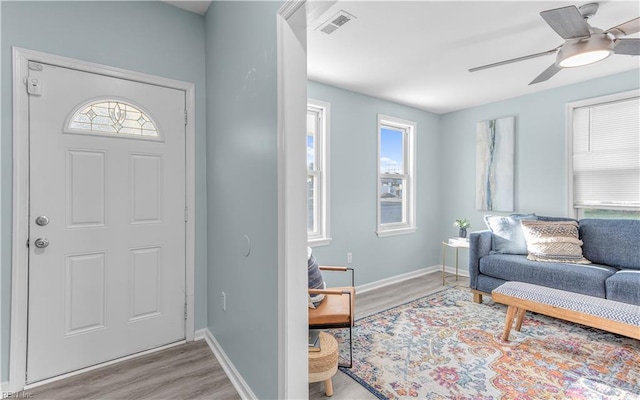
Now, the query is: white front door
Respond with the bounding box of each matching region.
[27,62,186,383]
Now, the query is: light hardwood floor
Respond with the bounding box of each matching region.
[309,271,470,400]
[19,271,468,400]
[21,340,240,400]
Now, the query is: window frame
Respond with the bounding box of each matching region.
[377,114,416,237]
[307,99,331,246]
[566,89,640,219]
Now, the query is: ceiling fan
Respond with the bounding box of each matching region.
[469,3,640,85]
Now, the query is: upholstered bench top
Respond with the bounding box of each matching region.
[493,281,640,327]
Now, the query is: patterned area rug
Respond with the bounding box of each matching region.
[336,286,640,399]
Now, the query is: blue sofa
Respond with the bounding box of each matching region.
[469,218,640,306]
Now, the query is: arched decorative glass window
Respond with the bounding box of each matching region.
[67,100,160,139]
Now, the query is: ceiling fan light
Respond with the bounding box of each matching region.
[556,34,614,68]
[559,50,611,67]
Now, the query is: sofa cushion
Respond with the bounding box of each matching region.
[479,254,616,298]
[521,220,590,264]
[580,219,640,270]
[484,213,537,255]
[606,271,640,306]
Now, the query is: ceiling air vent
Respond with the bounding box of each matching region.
[317,10,356,35]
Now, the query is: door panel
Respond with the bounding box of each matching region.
[65,252,107,335]
[66,149,106,227]
[130,246,162,320]
[130,154,162,224]
[27,63,186,383]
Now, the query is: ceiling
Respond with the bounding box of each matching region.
[308,1,640,114]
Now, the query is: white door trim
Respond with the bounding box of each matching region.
[275,1,336,398]
[276,5,308,399]
[9,47,196,392]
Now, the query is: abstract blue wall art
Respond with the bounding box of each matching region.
[476,116,515,211]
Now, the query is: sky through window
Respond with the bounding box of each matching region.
[380,127,403,174]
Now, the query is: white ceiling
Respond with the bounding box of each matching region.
[308,1,640,114]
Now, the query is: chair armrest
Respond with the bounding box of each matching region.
[309,288,349,296]
[469,230,492,290]
[319,265,354,287]
[319,265,347,271]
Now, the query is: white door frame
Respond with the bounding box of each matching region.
[276,1,336,398]
[276,2,308,398]
[9,47,196,392]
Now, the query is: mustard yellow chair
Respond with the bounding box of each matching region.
[308,266,355,368]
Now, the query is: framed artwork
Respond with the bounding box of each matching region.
[476,116,515,211]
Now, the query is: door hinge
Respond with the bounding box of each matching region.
[26,238,30,248]
[184,110,188,126]
[184,303,188,320]
[184,206,188,222]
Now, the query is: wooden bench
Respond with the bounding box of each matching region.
[492,281,640,341]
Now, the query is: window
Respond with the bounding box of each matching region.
[307,99,331,245]
[67,100,160,139]
[377,114,416,236]
[568,90,640,219]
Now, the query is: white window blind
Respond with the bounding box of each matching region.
[572,96,640,209]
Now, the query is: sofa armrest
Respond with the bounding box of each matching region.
[469,230,492,290]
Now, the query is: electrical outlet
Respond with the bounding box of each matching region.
[347,252,353,264]
[222,291,226,311]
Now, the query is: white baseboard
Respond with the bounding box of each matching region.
[202,329,256,400]
[356,266,436,294]
[356,265,468,295]
[442,265,470,278]
[194,328,207,341]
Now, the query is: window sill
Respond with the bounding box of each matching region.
[308,237,332,247]
[376,227,416,238]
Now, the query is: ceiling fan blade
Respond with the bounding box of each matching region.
[469,48,558,72]
[540,6,591,39]
[607,17,640,37]
[529,64,562,85]
[615,38,640,56]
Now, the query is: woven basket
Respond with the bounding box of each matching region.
[308,332,339,383]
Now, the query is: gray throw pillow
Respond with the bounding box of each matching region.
[484,213,537,255]
[308,248,325,308]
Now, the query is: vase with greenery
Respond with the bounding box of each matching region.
[454,219,471,238]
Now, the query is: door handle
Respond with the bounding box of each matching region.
[35,215,50,226]
[34,238,50,249]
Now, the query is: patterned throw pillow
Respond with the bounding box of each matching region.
[308,248,325,309]
[520,220,591,264]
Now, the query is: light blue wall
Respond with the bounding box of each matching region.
[438,69,640,268]
[309,70,640,286]
[205,2,281,398]
[308,81,442,286]
[0,1,207,382]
